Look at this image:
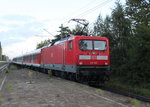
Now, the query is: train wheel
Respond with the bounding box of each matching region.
[52,70,56,76]
[68,73,72,80]
[65,72,69,79]
[71,73,76,81]
[61,71,66,79]
[76,74,83,83]
[103,74,110,81]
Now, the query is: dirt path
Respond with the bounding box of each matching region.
[0,68,149,107]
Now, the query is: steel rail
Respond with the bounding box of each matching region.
[0,64,8,72]
[0,64,8,92]
[97,85,150,103]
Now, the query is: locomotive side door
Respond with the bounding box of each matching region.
[63,42,66,70]
[41,48,45,68]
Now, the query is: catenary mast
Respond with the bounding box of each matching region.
[0,42,2,61]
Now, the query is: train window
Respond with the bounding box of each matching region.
[79,40,107,51]
[69,41,72,50]
[33,54,37,60]
[36,55,39,60]
[35,55,37,60]
[94,41,106,50]
[33,55,34,60]
[79,40,92,50]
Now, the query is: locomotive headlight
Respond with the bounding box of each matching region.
[105,62,108,65]
[79,61,83,65]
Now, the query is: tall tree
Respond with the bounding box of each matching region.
[124,0,150,85]
[71,24,89,36]
[94,15,105,36]
[126,0,150,26]
[110,2,131,72]
[36,39,51,49]
[55,24,71,40]
[101,15,114,46]
[94,15,114,46]
[126,25,150,84]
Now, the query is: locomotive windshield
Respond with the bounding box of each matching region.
[79,40,106,51]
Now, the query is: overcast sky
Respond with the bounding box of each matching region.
[0,0,125,59]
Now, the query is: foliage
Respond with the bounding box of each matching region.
[126,0,150,26]
[94,2,131,73]
[94,15,115,47]
[71,24,89,36]
[0,61,7,66]
[94,15,105,36]
[93,0,150,90]
[124,25,150,85]
[96,89,104,95]
[28,71,33,84]
[132,99,141,107]
[54,24,90,40]
[54,25,72,40]
[125,98,132,104]
[48,70,52,79]
[9,65,17,70]
[7,83,13,91]
[106,75,150,97]
[111,2,131,70]
[0,97,4,104]
[5,68,9,73]
[118,0,150,86]
[36,23,91,48]
[103,0,150,94]
[36,39,51,49]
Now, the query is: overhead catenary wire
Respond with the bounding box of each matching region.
[64,0,105,20]
[61,0,113,27]
[74,0,112,18]
[44,0,113,36]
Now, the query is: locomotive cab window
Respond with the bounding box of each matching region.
[94,40,106,50]
[69,41,73,50]
[79,40,107,51]
[79,40,92,50]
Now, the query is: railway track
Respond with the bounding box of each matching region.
[78,79,150,103]
[0,63,9,91]
[42,69,150,103]
[51,72,150,103]
[76,80,150,103]
[0,64,8,71]
[98,85,150,103]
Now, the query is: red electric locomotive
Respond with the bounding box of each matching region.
[41,36,110,82]
[13,35,110,83]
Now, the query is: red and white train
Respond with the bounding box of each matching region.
[13,35,110,82]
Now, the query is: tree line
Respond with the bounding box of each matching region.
[37,0,150,87]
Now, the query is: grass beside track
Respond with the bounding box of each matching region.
[0,62,7,67]
[105,76,150,98]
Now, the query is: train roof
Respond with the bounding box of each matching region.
[46,35,108,47]
[52,35,108,45]
[24,48,41,56]
[14,48,41,58]
[70,35,108,39]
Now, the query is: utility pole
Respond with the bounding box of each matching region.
[0,42,2,61]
